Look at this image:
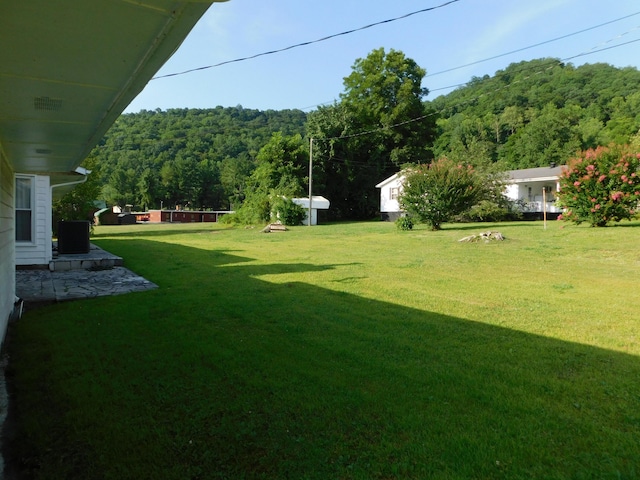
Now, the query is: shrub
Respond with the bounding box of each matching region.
[223,194,271,225]
[399,158,489,230]
[557,145,640,227]
[395,215,414,231]
[271,197,307,226]
[455,199,522,223]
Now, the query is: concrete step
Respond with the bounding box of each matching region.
[49,243,123,272]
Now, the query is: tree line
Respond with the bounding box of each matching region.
[73,52,640,222]
[89,106,307,211]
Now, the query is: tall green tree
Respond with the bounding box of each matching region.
[340,47,435,165]
[220,153,254,209]
[307,48,436,219]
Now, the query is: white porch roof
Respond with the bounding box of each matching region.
[0,0,225,175]
[507,166,565,183]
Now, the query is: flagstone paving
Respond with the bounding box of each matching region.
[15,243,157,306]
[15,267,157,304]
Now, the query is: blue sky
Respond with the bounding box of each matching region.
[125,0,640,113]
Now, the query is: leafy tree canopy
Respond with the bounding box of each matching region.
[307,48,436,219]
[227,132,308,225]
[90,106,306,211]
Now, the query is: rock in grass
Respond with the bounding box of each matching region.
[260,223,288,233]
[458,231,505,243]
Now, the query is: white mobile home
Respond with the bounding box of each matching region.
[376,166,565,221]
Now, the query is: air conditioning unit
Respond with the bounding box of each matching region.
[57,221,90,254]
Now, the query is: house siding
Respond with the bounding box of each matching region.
[15,174,52,267]
[375,174,404,220]
[0,150,15,344]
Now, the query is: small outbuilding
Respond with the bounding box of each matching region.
[292,196,330,226]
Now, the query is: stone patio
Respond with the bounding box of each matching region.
[15,243,157,305]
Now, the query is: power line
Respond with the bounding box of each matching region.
[301,12,640,109]
[151,0,462,80]
[425,11,640,78]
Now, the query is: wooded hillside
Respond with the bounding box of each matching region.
[429,58,640,170]
[89,106,306,210]
[86,58,640,216]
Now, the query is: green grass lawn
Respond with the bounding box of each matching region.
[6,220,640,479]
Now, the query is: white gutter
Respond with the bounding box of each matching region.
[50,168,91,199]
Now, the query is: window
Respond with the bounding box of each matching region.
[15,176,33,242]
[390,187,399,200]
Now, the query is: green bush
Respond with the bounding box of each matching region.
[399,158,490,230]
[455,199,522,223]
[271,197,307,226]
[395,215,414,231]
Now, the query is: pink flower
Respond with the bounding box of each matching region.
[586,164,595,172]
[573,181,581,187]
[557,214,564,220]
[595,204,601,210]
[621,175,628,182]
[598,175,607,182]
[590,197,597,202]
[611,192,623,202]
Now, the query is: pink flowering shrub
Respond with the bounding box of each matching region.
[558,144,640,226]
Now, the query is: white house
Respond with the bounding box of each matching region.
[0,1,224,344]
[376,166,565,221]
[15,168,90,268]
[375,173,405,221]
[292,196,331,226]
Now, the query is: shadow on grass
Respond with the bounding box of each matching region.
[439,222,546,231]
[92,225,227,239]
[608,221,640,228]
[6,238,640,479]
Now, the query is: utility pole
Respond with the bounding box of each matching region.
[308,138,313,226]
[543,186,548,230]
